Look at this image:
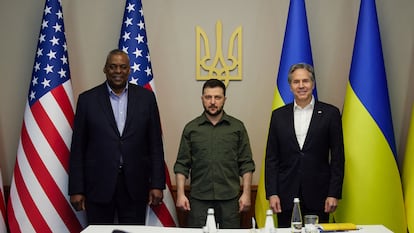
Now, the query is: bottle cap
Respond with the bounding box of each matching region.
[294,197,300,203]
[266,209,273,215]
[207,208,214,214]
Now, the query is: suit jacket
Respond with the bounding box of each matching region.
[69,82,165,203]
[265,101,344,211]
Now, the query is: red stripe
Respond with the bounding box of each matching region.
[151,203,176,227]
[7,200,22,233]
[20,123,82,232]
[51,85,74,128]
[143,83,153,91]
[31,101,70,172]
[10,159,52,232]
[0,189,5,223]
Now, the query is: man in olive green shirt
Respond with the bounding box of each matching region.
[174,79,255,228]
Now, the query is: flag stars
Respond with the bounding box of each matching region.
[61,55,68,64]
[44,6,52,15]
[44,64,54,74]
[122,31,131,41]
[47,50,57,60]
[37,48,43,57]
[132,48,142,58]
[29,91,36,101]
[32,77,38,86]
[34,62,41,72]
[137,20,145,30]
[121,46,129,54]
[49,36,60,46]
[146,53,151,62]
[41,78,51,88]
[58,68,66,78]
[56,10,63,19]
[53,22,62,32]
[126,3,135,13]
[41,20,49,29]
[145,66,152,76]
[124,17,133,27]
[63,42,67,51]
[139,8,144,16]
[131,62,141,72]
[135,34,144,44]
[39,34,46,43]
[129,77,138,85]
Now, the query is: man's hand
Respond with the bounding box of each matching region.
[149,189,163,206]
[238,192,251,212]
[324,197,338,213]
[269,195,282,213]
[175,193,191,211]
[70,194,86,211]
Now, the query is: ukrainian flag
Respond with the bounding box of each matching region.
[402,105,414,232]
[255,0,316,227]
[334,1,406,232]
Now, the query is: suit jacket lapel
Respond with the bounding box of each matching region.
[302,101,323,149]
[287,104,302,151]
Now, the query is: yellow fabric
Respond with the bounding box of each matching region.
[402,105,414,233]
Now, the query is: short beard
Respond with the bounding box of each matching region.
[204,106,223,117]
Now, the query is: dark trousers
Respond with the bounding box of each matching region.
[85,171,147,225]
[188,197,240,229]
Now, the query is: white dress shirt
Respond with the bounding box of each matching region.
[293,96,315,149]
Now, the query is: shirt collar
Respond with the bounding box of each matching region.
[294,95,315,110]
[106,82,128,96]
[197,111,230,125]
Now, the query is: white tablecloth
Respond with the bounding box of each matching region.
[81,225,393,233]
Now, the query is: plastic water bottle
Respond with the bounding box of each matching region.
[264,209,275,233]
[291,198,302,233]
[205,208,217,233]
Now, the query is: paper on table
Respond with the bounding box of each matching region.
[318,223,357,231]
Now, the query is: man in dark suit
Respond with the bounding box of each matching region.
[68,49,165,225]
[265,63,344,227]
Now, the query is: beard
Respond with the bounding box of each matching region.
[204,105,223,117]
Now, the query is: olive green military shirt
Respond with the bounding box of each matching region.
[174,112,255,200]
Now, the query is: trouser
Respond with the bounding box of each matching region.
[187,197,240,229]
[85,171,147,225]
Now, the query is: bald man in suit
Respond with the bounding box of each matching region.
[69,49,165,225]
[265,63,344,227]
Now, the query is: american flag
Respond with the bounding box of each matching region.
[0,168,6,232]
[7,0,86,232]
[118,0,179,227]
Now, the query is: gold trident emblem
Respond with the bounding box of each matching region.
[196,20,242,87]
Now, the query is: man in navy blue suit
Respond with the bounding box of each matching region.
[69,49,165,225]
[265,63,344,227]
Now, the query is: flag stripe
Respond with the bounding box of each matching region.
[10,160,52,232]
[0,169,7,233]
[21,122,81,232]
[31,101,69,173]
[51,84,75,128]
[348,0,396,156]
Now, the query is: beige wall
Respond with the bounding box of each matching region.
[1,0,413,186]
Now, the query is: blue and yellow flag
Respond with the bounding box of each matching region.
[334,0,406,232]
[255,0,316,227]
[402,105,414,233]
